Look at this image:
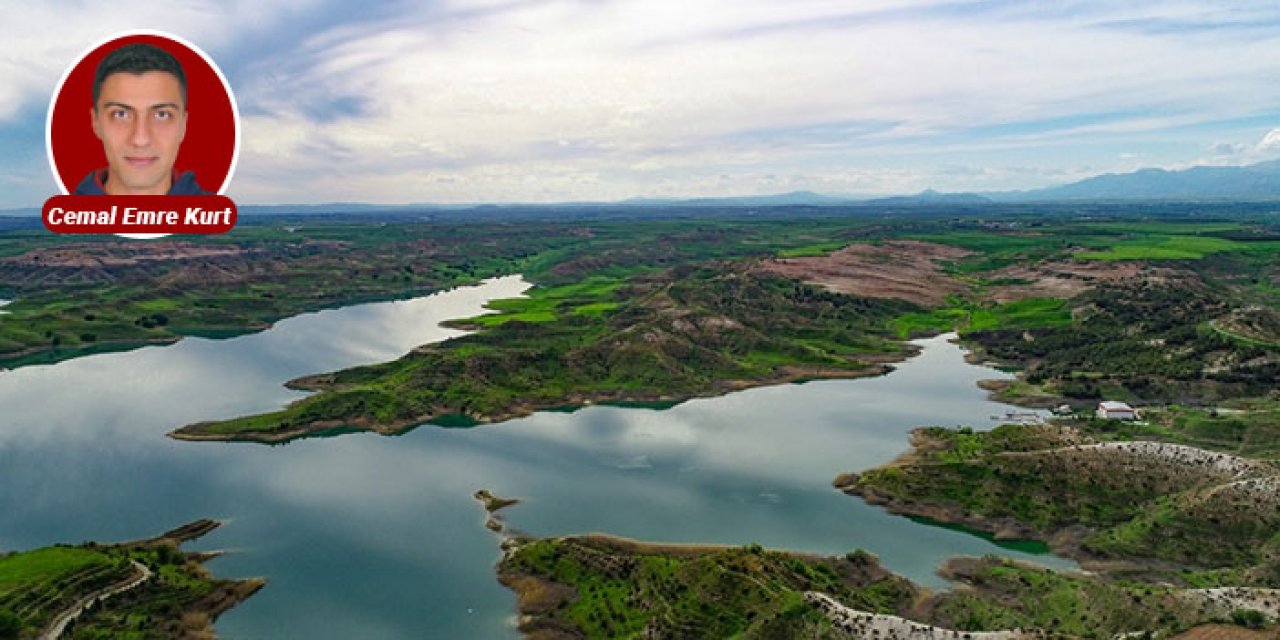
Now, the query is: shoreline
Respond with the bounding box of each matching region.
[0,335,183,371]
[169,359,900,443]
[0,273,514,375]
[837,469,1100,564]
[832,425,1111,568]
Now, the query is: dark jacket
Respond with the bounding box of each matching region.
[74,169,211,195]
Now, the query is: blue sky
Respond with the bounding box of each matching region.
[2,0,1280,207]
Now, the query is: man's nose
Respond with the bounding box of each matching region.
[129,115,152,148]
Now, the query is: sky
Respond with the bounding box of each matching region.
[2,0,1280,207]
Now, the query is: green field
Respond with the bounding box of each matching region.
[1076,234,1246,260]
[891,297,1071,338]
[456,277,625,327]
[776,241,849,258]
[0,546,125,635]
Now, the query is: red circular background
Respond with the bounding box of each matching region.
[49,33,237,195]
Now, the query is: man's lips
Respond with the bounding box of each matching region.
[124,156,158,167]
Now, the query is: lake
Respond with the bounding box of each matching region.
[0,276,1072,639]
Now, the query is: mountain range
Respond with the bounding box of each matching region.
[641,159,1280,207]
[989,158,1280,202]
[7,160,1280,217]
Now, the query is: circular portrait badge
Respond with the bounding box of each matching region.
[46,30,240,197]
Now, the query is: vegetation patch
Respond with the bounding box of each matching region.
[1076,235,1245,261]
[0,520,262,640]
[928,556,1235,635]
[839,423,1280,575]
[891,297,1071,338]
[451,277,625,328]
[967,282,1279,405]
[498,536,917,640]
[776,241,850,258]
[497,535,1275,639]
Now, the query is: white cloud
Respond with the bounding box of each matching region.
[0,1,325,121]
[228,0,1280,201]
[1258,128,1280,153]
[6,1,1280,204]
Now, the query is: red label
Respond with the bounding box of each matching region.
[42,196,237,234]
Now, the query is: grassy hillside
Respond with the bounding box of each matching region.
[498,536,918,640]
[0,521,261,640]
[497,534,1275,639]
[0,214,880,369]
[840,423,1280,576]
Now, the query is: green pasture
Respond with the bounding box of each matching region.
[891,297,1071,338]
[461,276,625,327]
[1076,234,1246,261]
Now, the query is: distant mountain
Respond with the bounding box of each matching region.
[10,160,1280,217]
[993,159,1280,202]
[238,202,398,215]
[621,190,856,207]
[862,189,992,206]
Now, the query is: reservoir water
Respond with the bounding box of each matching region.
[0,276,1073,639]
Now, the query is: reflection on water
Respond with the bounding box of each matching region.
[0,278,1073,640]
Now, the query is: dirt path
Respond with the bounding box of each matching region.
[1040,441,1276,479]
[805,592,1030,639]
[39,560,152,640]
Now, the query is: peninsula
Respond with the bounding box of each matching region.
[0,520,263,640]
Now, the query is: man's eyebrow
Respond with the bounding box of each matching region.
[99,102,182,111]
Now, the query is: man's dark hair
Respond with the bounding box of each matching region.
[92,43,188,108]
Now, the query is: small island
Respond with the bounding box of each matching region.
[0,520,263,640]
[474,489,522,533]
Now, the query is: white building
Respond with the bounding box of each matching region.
[1097,401,1137,420]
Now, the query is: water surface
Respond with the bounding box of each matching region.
[0,277,1071,639]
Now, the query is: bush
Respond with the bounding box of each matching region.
[0,609,21,639]
[1231,608,1267,629]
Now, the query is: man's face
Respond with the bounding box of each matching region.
[90,71,187,195]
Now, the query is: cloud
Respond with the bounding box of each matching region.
[227,0,1280,201]
[0,2,320,121]
[1210,142,1248,156]
[5,1,1280,205]
[1258,128,1280,153]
